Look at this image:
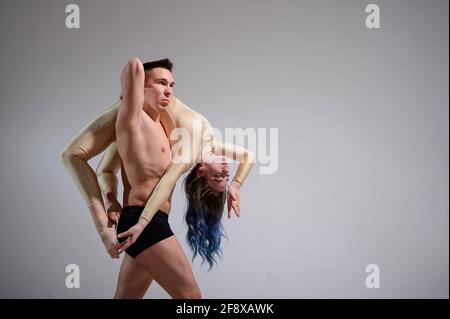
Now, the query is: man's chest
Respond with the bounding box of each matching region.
[138,116,171,156]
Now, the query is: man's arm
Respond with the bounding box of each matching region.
[96,142,122,224]
[116,58,145,131]
[97,143,120,196]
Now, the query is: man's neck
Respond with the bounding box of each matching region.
[143,104,160,123]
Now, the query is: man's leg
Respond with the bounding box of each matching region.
[135,235,201,299]
[114,253,153,298]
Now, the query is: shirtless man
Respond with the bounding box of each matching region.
[113,57,201,299]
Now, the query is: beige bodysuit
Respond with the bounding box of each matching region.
[60,97,255,222]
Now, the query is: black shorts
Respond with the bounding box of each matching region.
[117,206,174,258]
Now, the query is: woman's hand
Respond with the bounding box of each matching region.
[116,220,146,254]
[227,180,241,218]
[99,227,120,259]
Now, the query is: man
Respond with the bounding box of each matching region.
[112,57,201,298]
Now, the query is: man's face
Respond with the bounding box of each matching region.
[143,67,175,112]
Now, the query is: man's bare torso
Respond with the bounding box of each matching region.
[115,96,214,214]
[116,110,172,213]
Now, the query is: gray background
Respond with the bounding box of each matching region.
[0,0,448,298]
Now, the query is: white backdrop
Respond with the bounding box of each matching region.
[0,0,448,298]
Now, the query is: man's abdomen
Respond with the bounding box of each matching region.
[127,177,171,213]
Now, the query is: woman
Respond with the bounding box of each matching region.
[61,91,255,268]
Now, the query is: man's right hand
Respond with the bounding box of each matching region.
[105,195,122,227]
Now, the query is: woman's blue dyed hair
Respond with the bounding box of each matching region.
[184,164,227,270]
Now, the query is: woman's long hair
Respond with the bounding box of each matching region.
[184,163,227,270]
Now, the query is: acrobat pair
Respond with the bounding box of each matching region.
[61,57,255,298]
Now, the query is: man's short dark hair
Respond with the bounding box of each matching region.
[143,58,173,73]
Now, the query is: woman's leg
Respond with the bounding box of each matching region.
[135,235,201,299]
[114,253,153,298]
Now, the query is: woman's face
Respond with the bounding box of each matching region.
[199,154,229,192]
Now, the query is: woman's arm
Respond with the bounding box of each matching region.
[136,110,205,225]
[196,112,255,186]
[214,141,256,186]
[60,101,119,233]
[139,161,193,223]
[214,141,256,217]
[116,160,193,254]
[136,140,255,224]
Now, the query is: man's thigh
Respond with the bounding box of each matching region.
[115,253,153,299]
[135,235,200,298]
